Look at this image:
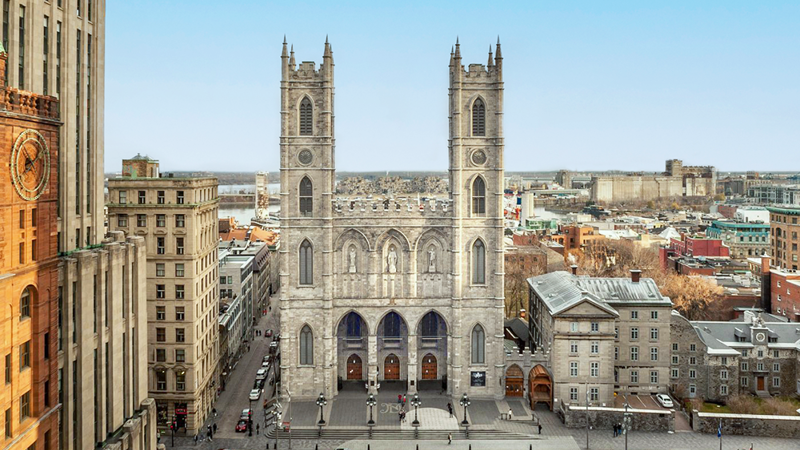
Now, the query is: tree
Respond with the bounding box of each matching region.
[504,256,545,318]
[660,275,723,321]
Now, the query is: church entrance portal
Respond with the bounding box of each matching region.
[384,354,400,380]
[505,365,524,397]
[421,354,437,380]
[417,311,447,382]
[528,365,553,410]
[378,312,407,381]
[347,354,363,380]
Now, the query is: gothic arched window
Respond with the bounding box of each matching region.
[383,312,401,338]
[346,313,363,338]
[299,240,313,285]
[471,325,485,364]
[20,286,33,319]
[472,177,486,215]
[300,325,313,365]
[299,97,313,135]
[472,98,485,136]
[299,177,313,216]
[421,311,439,337]
[472,239,486,284]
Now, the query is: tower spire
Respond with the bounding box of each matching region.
[282,36,288,58]
[289,44,295,68]
[450,45,454,66]
[488,44,493,67]
[454,37,461,59]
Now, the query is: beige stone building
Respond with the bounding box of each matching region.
[58,232,157,450]
[2,0,106,251]
[590,159,716,203]
[279,38,506,400]
[527,270,672,409]
[107,166,220,434]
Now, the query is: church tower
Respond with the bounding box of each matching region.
[448,38,505,397]
[279,37,337,398]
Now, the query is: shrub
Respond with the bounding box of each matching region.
[725,395,759,414]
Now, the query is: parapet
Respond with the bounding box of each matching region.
[333,196,453,217]
[1,87,59,120]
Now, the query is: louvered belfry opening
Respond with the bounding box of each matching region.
[299,97,313,135]
[472,98,485,136]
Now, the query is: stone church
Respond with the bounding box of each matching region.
[278,38,506,400]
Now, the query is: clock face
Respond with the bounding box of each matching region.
[756,332,765,342]
[298,149,313,166]
[11,130,51,201]
[471,149,487,166]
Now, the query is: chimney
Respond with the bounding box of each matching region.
[630,269,642,283]
[760,255,770,275]
[570,265,578,275]
[760,254,772,314]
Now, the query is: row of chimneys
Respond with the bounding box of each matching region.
[569,264,642,283]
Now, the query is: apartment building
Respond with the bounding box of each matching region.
[767,205,800,271]
[706,221,770,260]
[527,270,672,408]
[107,161,220,434]
[2,0,106,252]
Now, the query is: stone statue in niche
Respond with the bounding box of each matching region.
[387,246,398,273]
[348,246,357,273]
[428,246,436,273]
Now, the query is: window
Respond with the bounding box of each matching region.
[471,177,486,215]
[741,377,748,387]
[472,239,486,284]
[630,370,638,383]
[19,243,24,264]
[741,362,749,371]
[20,391,30,421]
[138,191,146,204]
[299,97,313,135]
[615,327,618,338]
[689,369,696,379]
[156,214,165,227]
[177,191,185,204]
[471,325,485,364]
[630,347,638,361]
[175,349,185,363]
[20,341,30,369]
[20,287,31,319]
[772,377,780,387]
[651,310,658,320]
[155,349,165,362]
[175,285,184,300]
[300,325,313,365]
[589,388,598,402]
[43,333,49,359]
[30,240,36,261]
[176,264,184,277]
[671,368,679,378]
[650,347,658,361]
[157,237,165,254]
[757,350,763,358]
[690,344,696,352]
[137,214,146,227]
[17,6,24,90]
[650,328,659,341]
[720,385,728,395]
[721,369,729,380]
[689,356,697,365]
[590,362,599,377]
[4,354,10,383]
[118,214,128,227]
[156,306,165,321]
[569,387,578,402]
[569,361,578,377]
[175,214,185,227]
[570,322,578,332]
[773,363,780,372]
[176,370,186,391]
[119,191,127,204]
[43,380,50,407]
[615,346,618,360]
[591,322,599,332]
[156,369,166,390]
[757,362,764,372]
[721,357,728,365]
[156,285,165,299]
[772,350,779,358]
[472,98,485,136]
[672,355,679,365]
[176,237,184,255]
[650,371,658,384]
[630,310,638,320]
[4,408,9,437]
[299,239,313,285]
[299,177,313,215]
[630,328,638,339]
[156,263,165,277]
[176,329,185,343]
[176,307,185,321]
[157,191,165,204]
[570,341,578,353]
[590,341,599,354]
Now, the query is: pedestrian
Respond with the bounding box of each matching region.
[508,408,513,420]
[538,423,542,435]
[447,433,452,445]
[398,394,402,404]
[402,395,407,406]
[256,423,260,435]
[447,402,453,417]
[193,434,198,444]
[213,423,217,433]
[213,408,217,418]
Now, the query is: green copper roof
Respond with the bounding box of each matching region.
[765,205,800,216]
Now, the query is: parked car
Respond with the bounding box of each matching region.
[240,408,252,420]
[656,394,674,408]
[265,329,273,337]
[256,368,268,380]
[235,419,248,432]
[249,389,262,401]
[261,361,271,369]
[262,355,272,364]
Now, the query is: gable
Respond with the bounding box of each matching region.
[558,298,617,318]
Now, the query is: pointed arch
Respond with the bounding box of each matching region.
[336,310,369,338]
[471,175,486,215]
[472,97,486,136]
[471,238,486,284]
[417,310,448,337]
[299,176,313,216]
[299,324,313,365]
[299,96,313,135]
[471,324,486,364]
[299,239,313,285]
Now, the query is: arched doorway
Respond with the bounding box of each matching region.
[505,365,524,397]
[347,354,363,380]
[528,365,553,410]
[421,354,437,380]
[384,354,400,380]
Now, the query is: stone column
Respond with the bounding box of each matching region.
[408,333,418,393]
[368,334,378,393]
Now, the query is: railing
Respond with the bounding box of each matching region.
[2,88,59,119]
[333,197,452,217]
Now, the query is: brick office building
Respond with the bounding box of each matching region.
[0,47,60,450]
[767,206,800,271]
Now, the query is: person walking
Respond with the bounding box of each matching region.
[397,394,403,404]
[256,423,260,435]
[448,433,452,445]
[447,402,453,417]
[213,423,217,433]
[402,395,407,407]
[538,423,542,435]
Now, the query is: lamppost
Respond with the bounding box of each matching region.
[316,393,327,425]
[411,393,421,426]
[459,393,471,426]
[622,394,632,450]
[366,393,377,426]
[249,399,255,436]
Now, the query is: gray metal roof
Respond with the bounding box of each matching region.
[691,311,800,353]
[527,271,617,317]
[573,276,672,306]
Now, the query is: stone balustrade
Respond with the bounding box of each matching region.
[332,197,453,217]
[2,87,59,119]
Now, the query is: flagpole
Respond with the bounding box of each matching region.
[718,418,722,450]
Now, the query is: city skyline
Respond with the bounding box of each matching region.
[106,1,799,173]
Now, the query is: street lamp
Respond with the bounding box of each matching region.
[366,393,377,426]
[459,393,471,426]
[411,393,421,426]
[316,393,327,425]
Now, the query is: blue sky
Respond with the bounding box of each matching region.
[106,1,800,174]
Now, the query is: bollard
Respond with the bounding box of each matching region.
[530,445,532,450]
[315,445,318,450]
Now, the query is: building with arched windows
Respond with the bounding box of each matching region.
[279,38,506,400]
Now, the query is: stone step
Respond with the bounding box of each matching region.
[265,428,537,441]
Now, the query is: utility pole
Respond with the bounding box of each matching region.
[585,382,589,450]
[623,394,631,450]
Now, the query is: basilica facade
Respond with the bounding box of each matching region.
[278,38,506,400]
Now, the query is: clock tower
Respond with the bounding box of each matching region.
[0,46,61,448]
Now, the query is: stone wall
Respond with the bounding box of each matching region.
[692,411,800,439]
[563,405,674,432]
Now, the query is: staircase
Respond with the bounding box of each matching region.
[265,428,539,441]
[755,390,771,399]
